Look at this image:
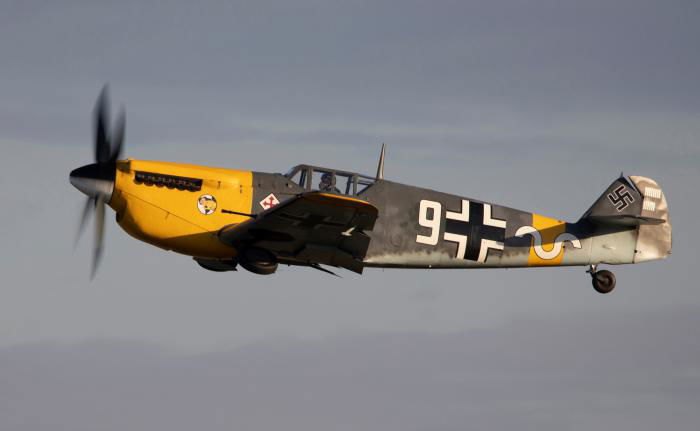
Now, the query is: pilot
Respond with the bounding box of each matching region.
[319,173,340,193]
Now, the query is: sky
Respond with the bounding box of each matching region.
[0,0,699,429]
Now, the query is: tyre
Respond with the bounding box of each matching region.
[592,269,616,294]
[239,247,278,275]
[196,259,237,272]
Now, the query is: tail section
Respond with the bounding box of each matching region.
[580,176,671,264]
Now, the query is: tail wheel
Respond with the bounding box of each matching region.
[239,247,278,275]
[592,270,616,294]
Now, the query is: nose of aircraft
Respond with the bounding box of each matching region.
[69,163,115,200]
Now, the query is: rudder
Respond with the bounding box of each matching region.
[629,176,672,263]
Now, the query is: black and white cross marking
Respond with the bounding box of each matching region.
[607,185,635,212]
[443,200,507,263]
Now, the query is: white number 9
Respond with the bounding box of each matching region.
[416,200,442,246]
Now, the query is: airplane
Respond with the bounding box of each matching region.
[70,87,672,293]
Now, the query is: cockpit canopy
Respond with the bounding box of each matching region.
[284,165,377,196]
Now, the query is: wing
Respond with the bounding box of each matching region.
[218,192,379,273]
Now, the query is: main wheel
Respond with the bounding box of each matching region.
[239,247,278,275]
[196,259,237,272]
[592,270,616,294]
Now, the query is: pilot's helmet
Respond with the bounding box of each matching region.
[321,173,332,184]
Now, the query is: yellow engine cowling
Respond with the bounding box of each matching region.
[108,159,253,258]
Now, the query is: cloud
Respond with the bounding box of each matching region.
[1,308,698,431]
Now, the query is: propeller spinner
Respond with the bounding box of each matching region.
[70,85,125,278]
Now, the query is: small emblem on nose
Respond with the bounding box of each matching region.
[197,194,217,215]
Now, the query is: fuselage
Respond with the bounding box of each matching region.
[105,159,670,270]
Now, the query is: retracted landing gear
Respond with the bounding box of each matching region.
[239,247,278,275]
[587,265,616,294]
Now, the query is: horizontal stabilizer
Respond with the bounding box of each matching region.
[586,214,666,226]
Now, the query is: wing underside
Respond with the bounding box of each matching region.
[218,192,378,273]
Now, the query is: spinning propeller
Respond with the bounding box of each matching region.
[70,85,125,278]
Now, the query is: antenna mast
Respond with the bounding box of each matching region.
[376,143,386,180]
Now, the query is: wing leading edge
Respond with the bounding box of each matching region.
[218,192,379,273]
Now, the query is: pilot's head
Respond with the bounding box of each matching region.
[320,173,333,187]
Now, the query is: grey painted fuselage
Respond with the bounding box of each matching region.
[250,168,670,271]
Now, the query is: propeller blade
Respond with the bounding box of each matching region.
[91,195,106,279]
[110,107,125,162]
[75,196,94,248]
[94,85,111,164]
[73,85,126,279]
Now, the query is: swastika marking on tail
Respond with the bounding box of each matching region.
[607,185,635,212]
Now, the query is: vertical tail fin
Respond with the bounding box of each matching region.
[581,175,671,264]
[580,176,644,223]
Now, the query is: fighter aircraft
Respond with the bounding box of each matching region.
[70,88,672,293]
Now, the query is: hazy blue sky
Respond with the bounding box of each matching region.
[1,1,698,429]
